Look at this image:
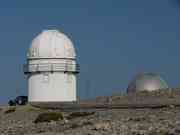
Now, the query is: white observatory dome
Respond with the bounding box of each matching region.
[24,29,79,103]
[28,30,76,59]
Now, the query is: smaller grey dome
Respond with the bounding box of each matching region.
[127,72,168,93]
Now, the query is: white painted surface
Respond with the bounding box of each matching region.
[28,30,76,59]
[26,30,78,102]
[28,72,76,102]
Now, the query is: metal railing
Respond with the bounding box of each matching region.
[23,63,79,74]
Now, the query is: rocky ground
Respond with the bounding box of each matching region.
[1,90,180,135]
[0,105,180,135]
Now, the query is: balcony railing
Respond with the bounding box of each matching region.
[23,63,79,74]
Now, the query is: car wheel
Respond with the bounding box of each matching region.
[8,100,16,106]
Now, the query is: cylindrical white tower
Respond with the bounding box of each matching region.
[24,30,79,103]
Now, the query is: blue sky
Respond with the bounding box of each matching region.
[0,0,180,103]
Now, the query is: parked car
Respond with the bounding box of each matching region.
[8,96,28,106]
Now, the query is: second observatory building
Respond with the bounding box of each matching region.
[24,30,79,102]
[127,72,168,94]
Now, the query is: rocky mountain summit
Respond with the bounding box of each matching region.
[1,89,180,135]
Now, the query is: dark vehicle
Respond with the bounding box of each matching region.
[8,96,28,106]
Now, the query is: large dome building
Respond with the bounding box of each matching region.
[24,30,79,102]
[127,72,168,94]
